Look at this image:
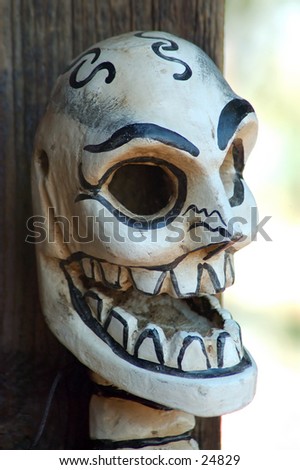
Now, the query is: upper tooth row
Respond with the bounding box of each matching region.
[81,252,234,296]
[84,290,242,372]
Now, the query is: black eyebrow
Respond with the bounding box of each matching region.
[217,99,255,151]
[84,123,200,157]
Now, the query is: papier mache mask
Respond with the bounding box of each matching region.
[32,31,258,417]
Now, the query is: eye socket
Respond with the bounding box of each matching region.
[108,163,176,216]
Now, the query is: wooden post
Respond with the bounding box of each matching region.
[0,0,224,449]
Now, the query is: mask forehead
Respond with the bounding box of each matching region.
[51,31,238,154]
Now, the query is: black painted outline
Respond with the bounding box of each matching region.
[183,204,227,227]
[84,290,103,322]
[129,268,167,296]
[91,382,172,411]
[178,335,211,370]
[197,262,224,293]
[188,220,232,240]
[60,254,252,379]
[91,259,103,283]
[67,250,235,299]
[134,329,164,365]
[99,263,123,290]
[66,249,234,281]
[203,263,223,292]
[84,123,199,157]
[203,241,233,261]
[104,309,129,350]
[183,204,232,239]
[135,242,228,272]
[76,156,187,230]
[64,47,116,89]
[170,269,199,298]
[217,98,255,151]
[135,32,192,81]
[171,252,233,297]
[229,139,245,207]
[216,332,230,368]
[89,431,192,450]
[80,258,93,279]
[225,251,235,285]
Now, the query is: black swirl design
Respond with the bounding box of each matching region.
[65,47,116,89]
[135,32,192,81]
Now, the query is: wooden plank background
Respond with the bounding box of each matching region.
[0,0,224,449]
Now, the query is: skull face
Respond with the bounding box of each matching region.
[32,32,258,416]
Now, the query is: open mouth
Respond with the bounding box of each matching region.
[61,251,251,379]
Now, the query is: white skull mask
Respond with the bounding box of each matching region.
[32,31,258,417]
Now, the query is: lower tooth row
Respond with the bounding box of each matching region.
[85,291,242,371]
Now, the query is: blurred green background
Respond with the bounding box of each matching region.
[222,0,300,449]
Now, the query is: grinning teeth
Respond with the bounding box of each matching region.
[84,288,114,324]
[119,266,132,290]
[84,289,103,321]
[104,307,138,352]
[177,333,210,371]
[130,268,166,295]
[134,324,166,364]
[82,258,93,279]
[91,259,102,282]
[166,331,209,370]
[82,287,242,370]
[198,263,225,294]
[224,319,243,358]
[204,330,222,368]
[165,332,185,369]
[74,256,243,371]
[100,262,120,288]
[99,262,131,290]
[171,257,199,296]
[220,334,241,368]
[205,330,241,369]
